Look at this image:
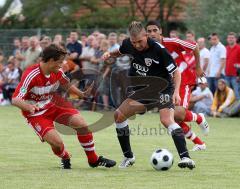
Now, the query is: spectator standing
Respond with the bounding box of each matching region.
[22,36,42,70]
[197,37,210,73]
[225,32,240,100]
[12,38,21,56]
[67,31,82,66]
[207,33,226,94]
[15,36,29,70]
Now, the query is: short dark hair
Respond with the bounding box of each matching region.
[146,20,161,29]
[228,32,237,37]
[211,32,218,37]
[186,30,195,36]
[41,44,67,63]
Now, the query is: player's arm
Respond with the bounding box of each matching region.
[160,46,181,105]
[59,70,94,99]
[172,69,181,105]
[67,82,94,99]
[193,45,205,77]
[12,75,39,114]
[102,49,121,61]
[12,98,39,114]
[102,38,129,61]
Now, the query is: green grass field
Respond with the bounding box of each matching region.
[0,106,240,189]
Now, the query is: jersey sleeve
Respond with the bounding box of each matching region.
[119,38,130,54]
[158,46,178,74]
[175,39,196,52]
[59,69,70,86]
[12,71,35,99]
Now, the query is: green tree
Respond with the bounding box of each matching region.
[186,0,240,40]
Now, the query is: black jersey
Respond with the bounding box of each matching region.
[119,38,177,82]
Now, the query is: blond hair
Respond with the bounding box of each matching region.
[128,21,145,37]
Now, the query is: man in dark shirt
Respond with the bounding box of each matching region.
[102,21,195,169]
[66,31,82,66]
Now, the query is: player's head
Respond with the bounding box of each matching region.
[128,21,148,51]
[41,44,67,73]
[186,31,195,42]
[146,20,162,42]
[169,30,179,38]
[227,32,237,46]
[197,37,206,49]
[210,33,219,46]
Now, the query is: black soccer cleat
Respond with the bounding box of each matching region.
[178,157,195,170]
[61,158,71,169]
[89,156,116,168]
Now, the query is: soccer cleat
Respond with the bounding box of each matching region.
[178,157,195,170]
[192,143,206,151]
[198,113,209,135]
[89,156,116,168]
[61,158,71,169]
[118,156,135,168]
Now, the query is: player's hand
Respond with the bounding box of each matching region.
[83,81,94,97]
[196,66,205,77]
[27,104,39,114]
[172,91,181,105]
[101,52,111,61]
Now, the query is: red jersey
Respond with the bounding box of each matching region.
[226,44,240,76]
[13,64,70,118]
[162,38,196,86]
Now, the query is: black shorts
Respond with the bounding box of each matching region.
[127,86,175,111]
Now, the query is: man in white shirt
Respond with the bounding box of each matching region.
[190,77,213,115]
[197,37,210,73]
[207,33,226,94]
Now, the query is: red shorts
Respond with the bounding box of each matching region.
[179,85,191,109]
[26,106,79,142]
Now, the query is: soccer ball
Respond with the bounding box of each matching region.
[150,149,174,171]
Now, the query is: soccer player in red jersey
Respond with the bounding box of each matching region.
[146,21,209,151]
[12,44,116,169]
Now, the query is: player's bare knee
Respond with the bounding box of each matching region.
[160,117,173,127]
[174,106,185,121]
[114,110,126,123]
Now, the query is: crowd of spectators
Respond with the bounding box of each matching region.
[0,29,239,117]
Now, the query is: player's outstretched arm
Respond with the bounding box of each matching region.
[102,50,121,61]
[193,45,205,77]
[68,81,94,99]
[12,97,39,114]
[172,69,181,105]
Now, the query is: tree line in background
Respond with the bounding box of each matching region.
[0,0,240,37]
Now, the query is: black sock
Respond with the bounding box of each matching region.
[116,125,133,158]
[171,128,190,159]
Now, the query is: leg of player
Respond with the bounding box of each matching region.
[180,121,206,151]
[174,106,209,135]
[114,98,146,168]
[159,108,195,169]
[43,129,71,169]
[67,113,116,168]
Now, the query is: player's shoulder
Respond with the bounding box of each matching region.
[22,64,41,79]
[163,37,179,43]
[122,38,131,45]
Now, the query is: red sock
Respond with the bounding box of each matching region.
[77,133,98,164]
[51,144,70,160]
[179,122,204,145]
[184,110,203,124]
[178,121,191,134]
[185,130,204,145]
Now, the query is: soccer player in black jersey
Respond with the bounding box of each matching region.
[102,21,195,169]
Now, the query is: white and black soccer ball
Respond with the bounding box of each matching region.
[150,149,174,171]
